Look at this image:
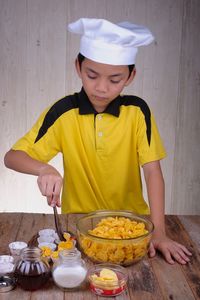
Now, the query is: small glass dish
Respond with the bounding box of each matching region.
[38,229,56,237]
[0,262,14,275]
[87,263,128,297]
[9,241,27,256]
[37,235,55,244]
[0,255,14,264]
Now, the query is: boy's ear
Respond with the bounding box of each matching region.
[125,68,136,86]
[75,58,81,78]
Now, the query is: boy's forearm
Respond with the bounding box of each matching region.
[149,175,165,235]
[143,161,166,236]
[150,196,166,237]
[4,149,49,176]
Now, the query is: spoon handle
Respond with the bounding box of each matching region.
[53,206,65,241]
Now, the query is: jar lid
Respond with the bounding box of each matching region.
[0,275,16,293]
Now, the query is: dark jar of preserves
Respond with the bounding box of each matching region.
[14,246,50,291]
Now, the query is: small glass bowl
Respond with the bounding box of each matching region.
[9,241,27,256]
[76,210,154,266]
[37,235,55,244]
[38,229,55,237]
[0,255,14,264]
[0,263,14,275]
[0,256,14,275]
[88,263,128,297]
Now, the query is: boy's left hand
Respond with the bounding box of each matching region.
[148,234,192,264]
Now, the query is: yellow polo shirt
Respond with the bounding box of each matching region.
[12,88,166,214]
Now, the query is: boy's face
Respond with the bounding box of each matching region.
[75,58,136,113]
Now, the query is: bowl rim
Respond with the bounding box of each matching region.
[76,210,154,241]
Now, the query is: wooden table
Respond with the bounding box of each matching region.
[0,213,199,299]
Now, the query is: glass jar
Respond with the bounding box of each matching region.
[52,248,87,290]
[14,247,50,291]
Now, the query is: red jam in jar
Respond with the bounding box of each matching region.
[14,247,50,291]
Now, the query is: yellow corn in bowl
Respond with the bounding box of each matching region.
[76,210,154,266]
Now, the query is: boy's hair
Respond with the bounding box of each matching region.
[77,53,135,78]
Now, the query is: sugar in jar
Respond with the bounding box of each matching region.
[52,248,87,290]
[14,246,50,291]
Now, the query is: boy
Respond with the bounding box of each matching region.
[4,18,191,264]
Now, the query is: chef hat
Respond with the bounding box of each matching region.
[68,18,154,65]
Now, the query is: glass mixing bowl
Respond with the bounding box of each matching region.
[76,210,154,266]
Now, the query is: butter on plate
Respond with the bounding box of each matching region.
[91,268,119,288]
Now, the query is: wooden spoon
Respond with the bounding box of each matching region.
[53,206,65,241]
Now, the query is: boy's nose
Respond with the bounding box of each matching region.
[95,79,108,93]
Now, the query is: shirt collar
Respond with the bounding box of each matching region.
[78,88,120,117]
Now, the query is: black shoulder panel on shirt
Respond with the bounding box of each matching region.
[34,93,79,143]
[120,95,151,145]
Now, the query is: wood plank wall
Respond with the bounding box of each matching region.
[0,0,199,214]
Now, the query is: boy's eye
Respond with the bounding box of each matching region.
[87,74,97,79]
[110,80,120,84]
[87,73,121,83]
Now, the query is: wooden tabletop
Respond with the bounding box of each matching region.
[0,213,199,299]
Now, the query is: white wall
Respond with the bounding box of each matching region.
[0,0,200,214]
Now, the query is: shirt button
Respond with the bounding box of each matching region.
[97,115,102,120]
[98,131,103,137]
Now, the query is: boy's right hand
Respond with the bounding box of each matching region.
[37,165,63,207]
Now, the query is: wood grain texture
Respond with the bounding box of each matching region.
[151,256,195,300]
[165,216,200,299]
[0,0,200,214]
[0,213,22,254]
[0,213,199,299]
[172,0,200,214]
[178,215,200,248]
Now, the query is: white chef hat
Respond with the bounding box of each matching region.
[68,18,154,65]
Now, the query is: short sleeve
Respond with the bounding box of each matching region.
[137,111,166,166]
[12,107,61,163]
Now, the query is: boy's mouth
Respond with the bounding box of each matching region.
[93,95,108,101]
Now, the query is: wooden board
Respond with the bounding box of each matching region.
[0,213,200,299]
[1,0,200,215]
